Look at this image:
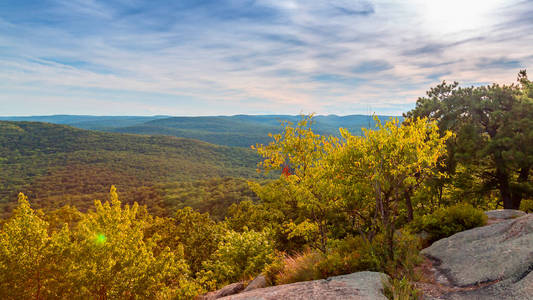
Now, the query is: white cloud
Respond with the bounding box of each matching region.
[0,0,532,116]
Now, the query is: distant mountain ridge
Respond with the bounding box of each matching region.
[0,115,169,130]
[0,114,403,147]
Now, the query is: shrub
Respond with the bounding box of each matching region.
[410,203,487,243]
[314,249,361,279]
[262,253,286,286]
[383,276,422,300]
[354,231,422,279]
[520,199,533,213]
[272,231,422,285]
[200,229,276,288]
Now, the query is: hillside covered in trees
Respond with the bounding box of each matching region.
[0,71,532,299]
[0,115,402,148]
[0,121,263,216]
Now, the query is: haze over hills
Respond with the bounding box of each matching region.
[0,114,402,147]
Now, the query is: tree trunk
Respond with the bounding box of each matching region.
[319,221,327,253]
[404,189,414,222]
[386,223,395,261]
[35,270,41,300]
[381,195,395,261]
[497,168,516,209]
[511,167,530,209]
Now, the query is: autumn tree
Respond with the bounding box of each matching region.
[70,186,197,299]
[252,115,341,252]
[0,193,71,299]
[335,117,451,259]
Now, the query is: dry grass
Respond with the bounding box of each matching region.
[275,249,323,285]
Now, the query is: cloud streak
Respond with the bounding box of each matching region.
[1,0,532,116]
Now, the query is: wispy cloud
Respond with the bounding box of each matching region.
[1,0,532,116]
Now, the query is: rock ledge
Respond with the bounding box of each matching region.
[219,271,389,300]
[421,213,533,299]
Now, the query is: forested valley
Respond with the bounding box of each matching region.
[1,71,532,299]
[0,122,264,217]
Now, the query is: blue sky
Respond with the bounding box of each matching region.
[1,0,532,116]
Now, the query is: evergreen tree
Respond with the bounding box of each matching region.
[406,71,533,209]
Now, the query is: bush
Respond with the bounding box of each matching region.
[520,199,533,213]
[314,249,362,279]
[411,203,487,243]
[263,254,285,285]
[200,229,276,288]
[351,231,421,279]
[272,231,422,285]
[383,276,422,300]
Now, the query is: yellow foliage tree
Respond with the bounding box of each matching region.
[70,185,197,299]
[335,117,451,258]
[252,115,341,252]
[0,193,71,299]
[0,188,202,299]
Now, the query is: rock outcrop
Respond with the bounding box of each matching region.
[199,282,246,300]
[219,271,389,300]
[485,209,526,224]
[242,275,267,293]
[420,210,533,299]
[201,210,533,300]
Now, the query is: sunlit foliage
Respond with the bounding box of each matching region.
[0,188,200,299]
[251,115,342,252]
[0,72,529,298]
[335,117,451,258]
[0,193,70,298]
[199,229,276,289]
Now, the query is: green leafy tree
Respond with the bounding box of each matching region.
[145,207,224,276]
[172,207,224,274]
[406,71,533,209]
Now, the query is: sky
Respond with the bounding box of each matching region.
[1,0,532,116]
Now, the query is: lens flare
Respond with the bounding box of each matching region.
[95,233,107,245]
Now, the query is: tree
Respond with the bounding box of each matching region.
[70,186,195,299]
[252,115,341,252]
[172,207,223,274]
[0,193,71,299]
[335,117,450,259]
[406,71,533,209]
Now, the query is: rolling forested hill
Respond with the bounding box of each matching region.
[0,121,263,216]
[0,115,402,216]
[0,115,168,130]
[110,116,280,147]
[0,114,402,147]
